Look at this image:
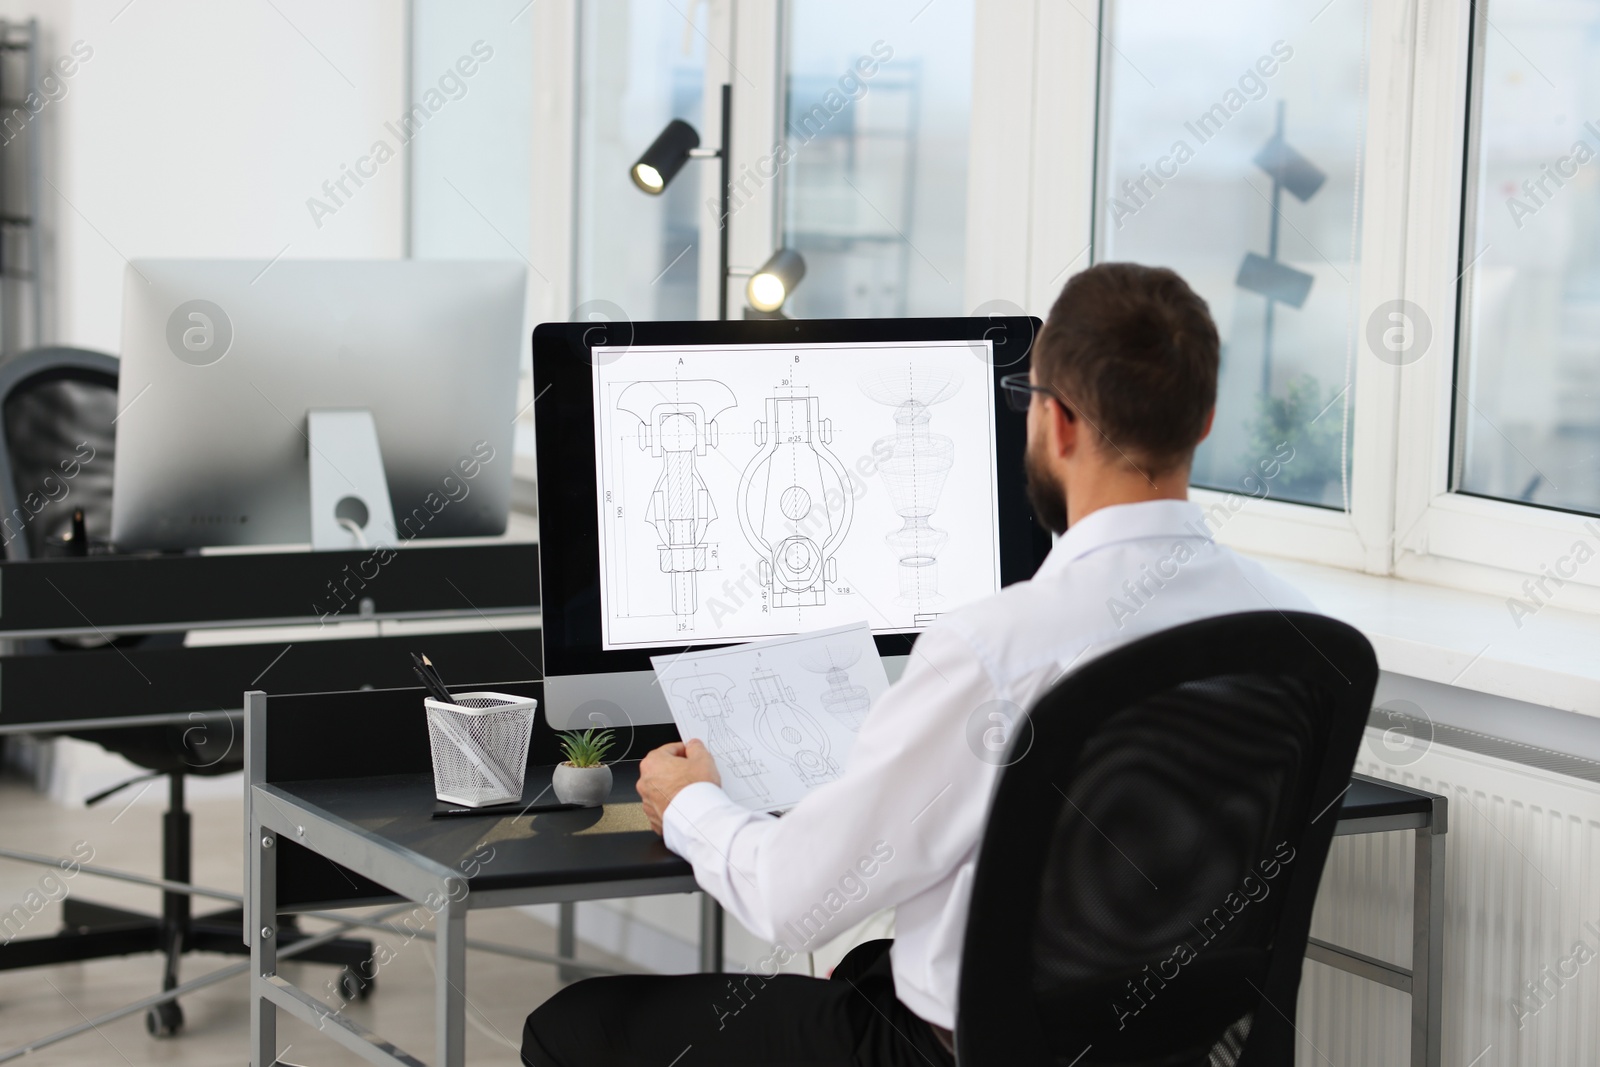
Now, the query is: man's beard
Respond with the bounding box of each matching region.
[1024,439,1068,536]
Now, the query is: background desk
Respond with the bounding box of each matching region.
[0,542,539,733]
[0,541,540,1055]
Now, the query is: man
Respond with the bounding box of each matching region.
[521,263,1313,1066]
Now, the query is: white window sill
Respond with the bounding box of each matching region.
[1251,553,1600,721]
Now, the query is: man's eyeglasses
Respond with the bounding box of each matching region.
[999,372,1074,419]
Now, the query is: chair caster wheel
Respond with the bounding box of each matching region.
[145,1000,183,1037]
[339,966,375,1002]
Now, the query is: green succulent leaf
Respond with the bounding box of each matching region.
[558,728,616,769]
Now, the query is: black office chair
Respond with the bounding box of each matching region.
[956,610,1378,1066]
[0,346,375,1036]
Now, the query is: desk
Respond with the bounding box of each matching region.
[247,687,1448,1067]
[245,684,706,1067]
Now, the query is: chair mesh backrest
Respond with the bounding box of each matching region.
[1,361,116,559]
[1031,675,1321,1065]
[957,612,1377,1067]
[1034,675,1317,988]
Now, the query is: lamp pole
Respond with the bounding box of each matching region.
[718,83,730,322]
[688,84,732,320]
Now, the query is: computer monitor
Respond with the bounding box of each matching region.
[533,316,1049,732]
[111,259,526,550]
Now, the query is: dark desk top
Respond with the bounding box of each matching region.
[272,761,691,898]
[265,765,1441,910]
[1340,775,1440,821]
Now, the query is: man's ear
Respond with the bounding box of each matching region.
[1196,407,1216,445]
[1049,397,1077,459]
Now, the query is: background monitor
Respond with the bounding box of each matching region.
[533,315,1049,734]
[111,259,526,550]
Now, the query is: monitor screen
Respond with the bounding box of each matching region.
[591,339,1001,649]
[532,316,1047,729]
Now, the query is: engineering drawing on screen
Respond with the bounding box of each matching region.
[615,380,737,619]
[861,366,960,607]
[595,343,1001,650]
[738,396,854,609]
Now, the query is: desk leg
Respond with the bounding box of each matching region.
[437,903,467,1067]
[250,822,277,1067]
[1412,827,1444,1067]
[557,902,578,983]
[699,893,724,973]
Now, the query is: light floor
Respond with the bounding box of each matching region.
[0,774,616,1066]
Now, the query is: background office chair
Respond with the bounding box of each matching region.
[957,610,1377,1067]
[0,346,374,1036]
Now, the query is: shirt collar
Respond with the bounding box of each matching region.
[1037,499,1213,575]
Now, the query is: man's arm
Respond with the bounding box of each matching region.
[638,624,1000,952]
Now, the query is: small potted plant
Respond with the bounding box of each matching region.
[552,728,616,807]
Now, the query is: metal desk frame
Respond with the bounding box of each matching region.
[245,691,715,1067]
[1308,773,1447,1067]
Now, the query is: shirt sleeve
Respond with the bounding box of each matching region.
[660,623,1000,951]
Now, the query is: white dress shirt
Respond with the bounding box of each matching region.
[662,498,1315,1030]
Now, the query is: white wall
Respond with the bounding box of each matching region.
[34,0,406,353]
[8,0,405,803]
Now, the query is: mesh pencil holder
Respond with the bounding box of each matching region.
[423,692,539,807]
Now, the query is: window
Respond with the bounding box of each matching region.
[1455,2,1600,517]
[1095,0,1369,509]
[520,2,1596,598]
[780,0,974,319]
[573,0,707,320]
[409,0,534,266]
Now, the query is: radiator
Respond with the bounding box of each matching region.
[1297,732,1600,1066]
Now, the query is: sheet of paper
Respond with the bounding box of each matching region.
[651,621,890,812]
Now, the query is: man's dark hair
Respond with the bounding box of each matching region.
[1033,262,1219,476]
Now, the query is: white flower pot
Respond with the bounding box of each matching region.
[552,763,612,807]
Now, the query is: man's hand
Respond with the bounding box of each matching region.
[638,739,721,837]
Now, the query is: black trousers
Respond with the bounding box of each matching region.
[521,938,956,1067]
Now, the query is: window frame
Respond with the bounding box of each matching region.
[1386,0,1600,601]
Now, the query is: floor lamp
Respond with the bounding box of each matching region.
[630,84,806,319]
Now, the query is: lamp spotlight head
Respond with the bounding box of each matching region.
[630,119,701,194]
[746,248,807,313]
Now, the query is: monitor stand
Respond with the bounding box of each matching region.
[307,409,397,551]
